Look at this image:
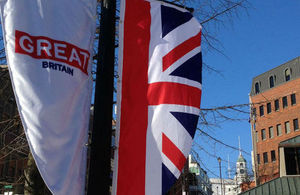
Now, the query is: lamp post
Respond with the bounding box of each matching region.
[218,157,224,195]
[87,0,116,194]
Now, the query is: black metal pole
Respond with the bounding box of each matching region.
[87,0,116,194]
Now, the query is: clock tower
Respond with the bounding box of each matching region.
[236,153,247,185]
[236,136,248,187]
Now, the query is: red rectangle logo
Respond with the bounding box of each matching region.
[15,30,90,75]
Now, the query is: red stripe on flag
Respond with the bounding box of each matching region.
[162,133,186,171]
[148,82,201,108]
[117,1,151,194]
[163,31,201,71]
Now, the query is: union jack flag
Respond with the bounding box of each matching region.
[113,0,202,194]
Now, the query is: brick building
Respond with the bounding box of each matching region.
[249,56,300,185]
[0,65,29,193]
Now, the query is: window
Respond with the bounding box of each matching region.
[267,103,271,114]
[255,82,260,94]
[255,131,258,142]
[261,129,266,140]
[276,124,282,136]
[285,147,300,175]
[257,154,260,164]
[0,106,3,117]
[269,76,274,88]
[251,107,257,118]
[285,68,291,81]
[285,121,291,134]
[8,103,15,118]
[263,152,268,163]
[9,167,15,177]
[274,99,279,111]
[282,96,288,108]
[259,105,264,116]
[269,126,274,138]
[293,118,299,131]
[271,150,276,162]
[291,93,296,105]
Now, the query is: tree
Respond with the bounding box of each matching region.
[24,153,51,195]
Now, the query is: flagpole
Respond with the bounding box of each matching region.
[87,0,116,194]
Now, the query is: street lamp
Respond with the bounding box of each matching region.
[218,157,224,195]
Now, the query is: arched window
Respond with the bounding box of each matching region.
[255,82,260,94]
[285,68,291,81]
[269,76,274,88]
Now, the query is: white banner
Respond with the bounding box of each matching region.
[0,1,96,194]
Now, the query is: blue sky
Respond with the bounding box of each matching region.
[196,0,300,178]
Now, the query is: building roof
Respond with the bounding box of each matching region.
[210,178,237,185]
[239,176,300,195]
[250,56,300,96]
[279,135,300,147]
[237,154,246,163]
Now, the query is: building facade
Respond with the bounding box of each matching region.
[210,178,237,195]
[210,153,249,195]
[249,56,300,185]
[235,154,248,193]
[167,154,213,195]
[188,155,213,195]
